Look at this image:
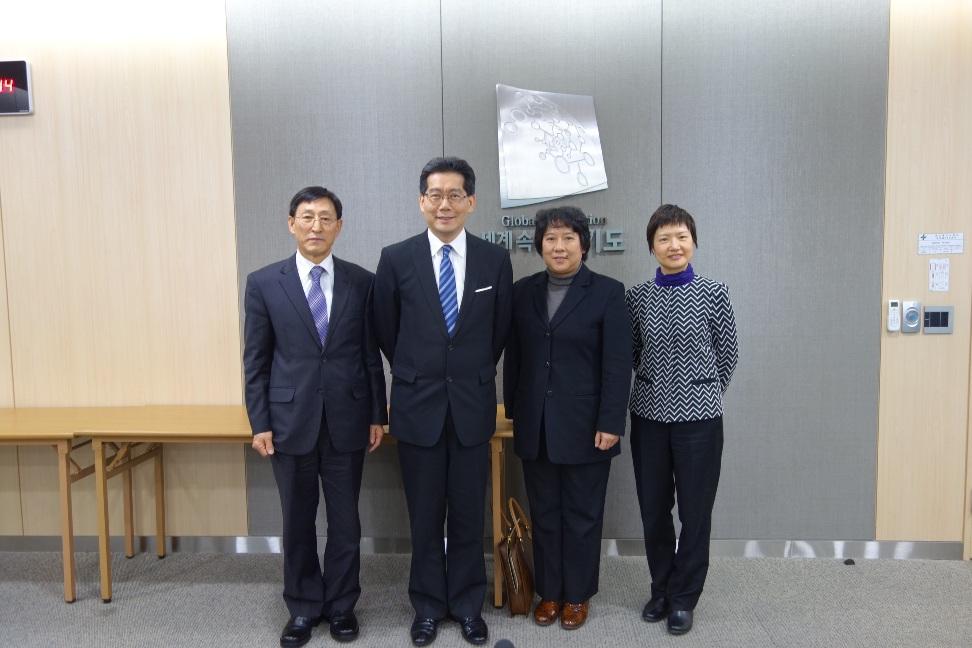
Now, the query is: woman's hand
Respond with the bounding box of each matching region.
[594,431,619,451]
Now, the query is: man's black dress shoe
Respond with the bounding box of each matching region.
[280,616,319,648]
[667,609,693,635]
[452,616,488,646]
[410,616,439,647]
[329,611,359,642]
[642,596,669,623]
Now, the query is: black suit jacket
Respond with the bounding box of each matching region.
[243,255,387,455]
[503,265,631,464]
[373,232,513,447]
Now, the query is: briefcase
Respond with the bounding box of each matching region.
[498,497,534,616]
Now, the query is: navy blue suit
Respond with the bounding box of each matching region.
[503,265,630,463]
[244,254,387,618]
[503,264,630,602]
[373,231,512,618]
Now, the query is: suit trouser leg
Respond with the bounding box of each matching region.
[630,413,677,602]
[523,431,612,604]
[319,433,365,616]
[398,430,449,619]
[668,416,723,610]
[522,434,563,602]
[560,457,611,603]
[271,422,364,618]
[444,419,489,617]
[272,446,324,618]
[398,411,489,619]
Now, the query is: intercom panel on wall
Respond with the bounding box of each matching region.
[901,301,921,334]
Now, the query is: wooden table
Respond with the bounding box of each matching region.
[490,412,513,608]
[76,405,252,602]
[3,404,515,606]
[0,407,137,603]
[83,405,517,606]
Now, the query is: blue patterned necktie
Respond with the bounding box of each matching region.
[307,266,329,346]
[439,245,458,336]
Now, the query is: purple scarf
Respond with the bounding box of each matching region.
[655,263,695,287]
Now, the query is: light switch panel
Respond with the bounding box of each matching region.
[922,306,954,334]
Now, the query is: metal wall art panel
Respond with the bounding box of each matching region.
[496,83,608,208]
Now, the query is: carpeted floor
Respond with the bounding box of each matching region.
[2,552,972,647]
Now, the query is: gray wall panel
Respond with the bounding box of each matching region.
[229,0,888,542]
[226,0,443,536]
[441,0,663,538]
[662,1,888,539]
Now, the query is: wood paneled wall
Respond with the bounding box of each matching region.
[0,1,246,536]
[0,214,21,534]
[876,0,972,542]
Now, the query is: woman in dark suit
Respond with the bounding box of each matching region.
[503,206,631,631]
[627,204,738,636]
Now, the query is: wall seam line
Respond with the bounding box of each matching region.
[874,0,894,542]
[439,0,445,156]
[659,0,664,206]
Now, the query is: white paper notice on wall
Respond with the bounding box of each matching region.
[929,258,949,292]
[918,232,964,255]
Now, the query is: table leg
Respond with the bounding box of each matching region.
[491,436,504,608]
[122,467,135,558]
[56,441,76,603]
[93,439,112,603]
[154,446,166,558]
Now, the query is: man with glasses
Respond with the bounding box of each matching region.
[374,158,513,646]
[244,186,387,647]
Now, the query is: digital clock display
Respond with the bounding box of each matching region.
[0,61,33,115]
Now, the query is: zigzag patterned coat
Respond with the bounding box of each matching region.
[626,275,739,422]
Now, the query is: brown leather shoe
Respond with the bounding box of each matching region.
[560,601,589,630]
[533,600,561,626]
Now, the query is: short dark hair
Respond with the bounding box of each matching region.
[533,206,591,261]
[419,157,476,196]
[646,204,697,253]
[288,186,343,219]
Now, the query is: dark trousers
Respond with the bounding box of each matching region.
[271,419,365,619]
[630,413,723,611]
[397,410,490,619]
[522,432,611,603]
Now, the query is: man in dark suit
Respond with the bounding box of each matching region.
[373,157,513,647]
[244,186,387,647]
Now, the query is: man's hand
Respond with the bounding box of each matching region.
[594,431,619,451]
[368,425,384,453]
[252,431,275,457]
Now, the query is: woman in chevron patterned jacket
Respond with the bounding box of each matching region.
[626,204,739,637]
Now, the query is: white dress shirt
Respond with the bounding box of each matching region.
[294,251,334,319]
[428,229,466,311]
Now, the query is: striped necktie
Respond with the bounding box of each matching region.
[307,266,329,346]
[438,245,458,336]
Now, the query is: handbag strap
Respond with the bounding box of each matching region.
[507,497,532,541]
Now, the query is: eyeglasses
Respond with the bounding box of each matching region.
[423,191,469,206]
[294,214,339,228]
